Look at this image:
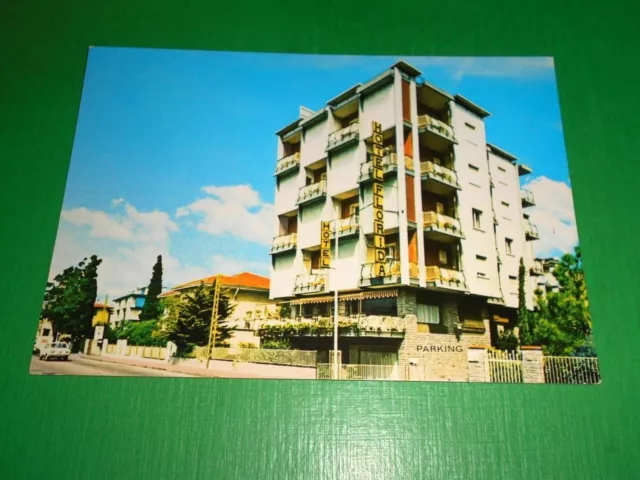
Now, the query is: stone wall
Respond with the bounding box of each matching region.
[397,288,417,316]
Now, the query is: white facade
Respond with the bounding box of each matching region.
[269,61,540,320]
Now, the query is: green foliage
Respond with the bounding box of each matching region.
[494,329,519,352]
[517,257,534,345]
[261,339,292,350]
[277,302,291,320]
[139,255,163,321]
[116,320,166,346]
[532,246,593,356]
[158,281,235,355]
[237,342,257,349]
[41,255,102,346]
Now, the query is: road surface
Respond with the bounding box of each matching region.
[29,354,195,377]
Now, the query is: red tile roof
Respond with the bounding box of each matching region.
[159,272,270,297]
[94,302,112,310]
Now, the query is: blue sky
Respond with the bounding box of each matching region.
[51,48,577,298]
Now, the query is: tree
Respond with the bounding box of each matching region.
[117,320,167,346]
[517,257,534,345]
[139,255,163,321]
[41,255,102,349]
[159,281,235,355]
[532,246,592,356]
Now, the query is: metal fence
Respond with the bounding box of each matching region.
[193,347,317,367]
[317,364,403,380]
[544,356,601,384]
[488,350,523,383]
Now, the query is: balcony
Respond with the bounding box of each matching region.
[524,221,540,240]
[409,262,420,285]
[420,161,460,194]
[530,259,544,276]
[327,121,359,152]
[297,180,327,206]
[328,215,359,239]
[270,233,297,254]
[291,315,407,338]
[274,152,300,177]
[521,189,536,207]
[360,260,401,287]
[417,114,457,143]
[422,211,464,243]
[293,272,328,295]
[358,153,401,182]
[425,266,468,291]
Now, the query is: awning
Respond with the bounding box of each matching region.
[289,289,398,305]
[493,315,510,324]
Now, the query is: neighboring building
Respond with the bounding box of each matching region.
[160,272,276,347]
[269,60,541,378]
[536,257,560,294]
[92,301,113,326]
[112,287,147,326]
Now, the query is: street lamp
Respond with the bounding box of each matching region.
[332,216,340,380]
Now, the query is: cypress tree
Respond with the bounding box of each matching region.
[140,255,163,321]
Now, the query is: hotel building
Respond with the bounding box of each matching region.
[269,60,540,377]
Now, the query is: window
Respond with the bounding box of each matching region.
[505,238,513,255]
[476,255,487,261]
[468,163,480,171]
[477,272,488,279]
[435,202,445,215]
[42,328,51,336]
[349,204,359,217]
[498,166,506,172]
[465,122,476,130]
[417,304,440,325]
[472,209,482,229]
[320,172,327,182]
[362,298,397,316]
[438,250,448,265]
[501,201,510,207]
[386,243,398,261]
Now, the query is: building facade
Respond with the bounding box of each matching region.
[159,272,277,347]
[269,61,541,377]
[112,287,147,326]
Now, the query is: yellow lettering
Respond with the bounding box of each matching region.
[372,121,382,133]
[372,133,384,145]
[372,144,385,157]
[375,249,386,262]
[374,221,384,235]
[373,194,384,209]
[373,235,385,249]
[374,208,384,221]
[375,263,386,277]
[373,183,384,196]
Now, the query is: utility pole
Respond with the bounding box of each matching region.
[205,274,222,370]
[333,217,340,380]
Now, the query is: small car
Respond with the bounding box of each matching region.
[39,342,71,361]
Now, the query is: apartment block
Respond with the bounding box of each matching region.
[269,61,540,375]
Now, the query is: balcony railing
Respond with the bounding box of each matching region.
[420,161,460,189]
[358,153,399,182]
[327,120,359,151]
[422,211,463,238]
[328,215,359,238]
[425,266,467,290]
[274,152,300,176]
[297,180,327,205]
[530,259,544,275]
[270,233,297,254]
[524,222,540,240]
[360,260,401,286]
[409,262,419,281]
[293,272,328,295]
[293,315,408,337]
[521,189,536,207]
[417,114,456,142]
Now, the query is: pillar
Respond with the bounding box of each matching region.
[521,346,545,383]
[467,346,489,382]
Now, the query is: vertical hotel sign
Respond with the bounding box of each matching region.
[320,220,332,268]
[371,121,386,277]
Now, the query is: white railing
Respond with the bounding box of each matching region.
[317,363,401,380]
[418,114,456,141]
[327,120,360,149]
[488,350,523,383]
[420,160,459,186]
[531,260,544,275]
[358,153,398,181]
[521,188,535,206]
[360,260,401,280]
[544,356,601,384]
[355,315,407,334]
[425,266,466,287]
[524,221,539,239]
[275,152,300,175]
[328,215,359,236]
[271,233,297,252]
[297,180,327,204]
[293,272,328,294]
[422,211,462,235]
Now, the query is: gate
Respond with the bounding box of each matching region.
[488,350,523,383]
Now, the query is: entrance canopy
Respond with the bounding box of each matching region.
[290,289,398,306]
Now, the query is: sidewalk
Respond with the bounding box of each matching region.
[79,354,267,379]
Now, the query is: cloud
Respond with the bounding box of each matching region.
[524,176,579,257]
[177,184,274,245]
[211,254,270,276]
[50,200,203,299]
[407,56,554,81]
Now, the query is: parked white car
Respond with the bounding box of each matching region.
[39,342,71,361]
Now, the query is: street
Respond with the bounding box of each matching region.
[29,354,195,377]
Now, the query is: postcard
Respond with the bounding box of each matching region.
[30,48,599,384]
